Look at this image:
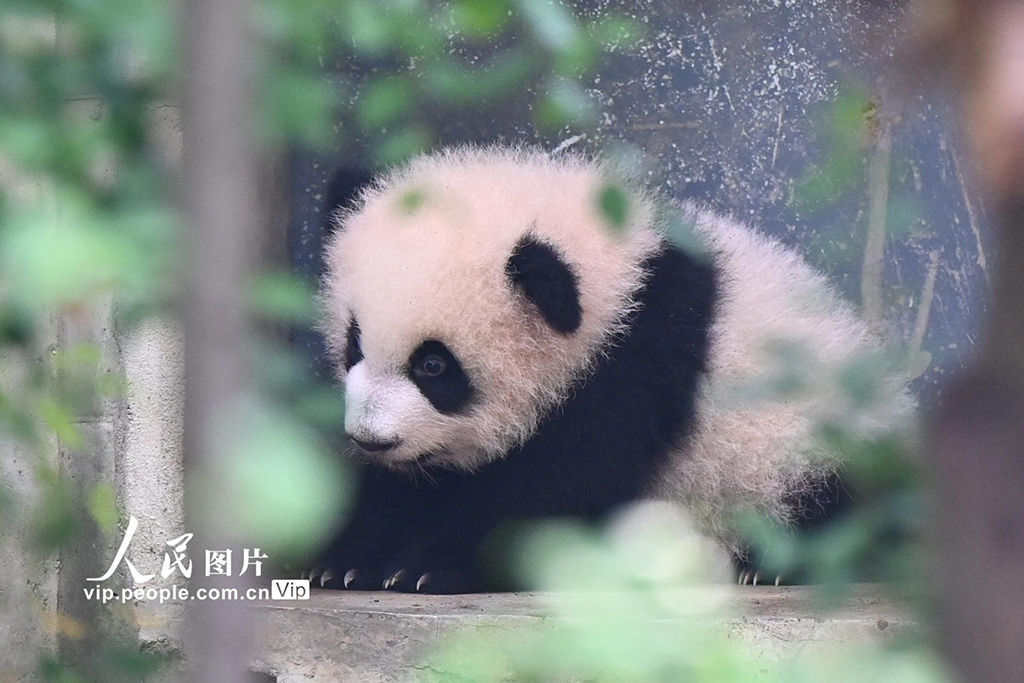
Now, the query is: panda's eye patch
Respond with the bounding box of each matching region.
[407,340,474,414]
[414,354,447,378]
[344,318,363,370]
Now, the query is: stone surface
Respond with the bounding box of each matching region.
[121,318,188,612]
[144,586,913,682]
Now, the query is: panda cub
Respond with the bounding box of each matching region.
[312,146,914,593]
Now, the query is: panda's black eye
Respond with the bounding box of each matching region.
[408,340,474,414]
[415,354,446,378]
[344,319,363,370]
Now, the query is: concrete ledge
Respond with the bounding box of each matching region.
[146,586,913,682]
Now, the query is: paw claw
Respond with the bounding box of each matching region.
[343,569,358,589]
[775,575,782,586]
[753,572,760,586]
[416,573,431,592]
[384,569,407,590]
[300,569,310,580]
[320,569,334,587]
[309,566,322,582]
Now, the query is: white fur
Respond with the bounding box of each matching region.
[321,147,661,468]
[651,204,917,548]
[344,363,427,448]
[320,146,915,545]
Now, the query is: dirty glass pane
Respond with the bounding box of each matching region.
[289,1,989,407]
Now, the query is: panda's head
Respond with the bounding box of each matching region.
[320,147,661,471]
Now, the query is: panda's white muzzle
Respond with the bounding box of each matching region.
[344,362,432,459]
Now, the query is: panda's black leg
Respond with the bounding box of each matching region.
[304,522,391,590]
[382,564,486,594]
[733,472,853,586]
[732,548,785,586]
[378,542,488,594]
[307,464,432,591]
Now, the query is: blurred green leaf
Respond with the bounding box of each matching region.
[397,187,427,214]
[0,116,56,168]
[596,182,629,231]
[357,76,415,130]
[292,386,346,432]
[38,653,86,683]
[252,271,317,324]
[552,34,597,76]
[658,205,711,261]
[517,0,581,52]
[534,77,596,131]
[0,303,35,346]
[86,482,119,537]
[374,125,432,167]
[260,66,337,146]
[422,49,536,105]
[1,200,160,309]
[591,14,644,49]
[204,399,351,559]
[100,642,165,679]
[836,352,885,408]
[30,468,78,554]
[38,397,84,450]
[345,2,396,55]
[794,87,875,213]
[449,0,512,37]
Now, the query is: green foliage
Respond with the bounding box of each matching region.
[421,50,537,106]
[38,642,167,682]
[398,187,427,214]
[596,182,630,231]
[795,87,874,213]
[0,1,938,682]
[198,398,351,560]
[252,271,319,325]
[419,334,929,681]
[449,0,512,38]
[376,125,434,167]
[357,77,415,130]
[421,504,944,683]
[29,464,79,554]
[535,77,597,131]
[86,482,120,537]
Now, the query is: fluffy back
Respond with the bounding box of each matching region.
[652,203,918,545]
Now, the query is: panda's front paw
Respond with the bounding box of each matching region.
[379,548,486,594]
[302,563,379,590]
[379,564,485,594]
[733,549,785,587]
[736,569,784,586]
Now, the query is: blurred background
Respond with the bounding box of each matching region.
[1,0,1020,681]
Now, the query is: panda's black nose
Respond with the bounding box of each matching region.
[350,436,400,452]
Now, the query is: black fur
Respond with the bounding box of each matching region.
[314,242,718,593]
[506,237,583,335]
[289,167,375,384]
[733,472,855,583]
[323,168,375,237]
[407,340,475,414]
[344,319,363,371]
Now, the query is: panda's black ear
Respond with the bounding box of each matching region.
[323,167,376,236]
[505,237,582,335]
